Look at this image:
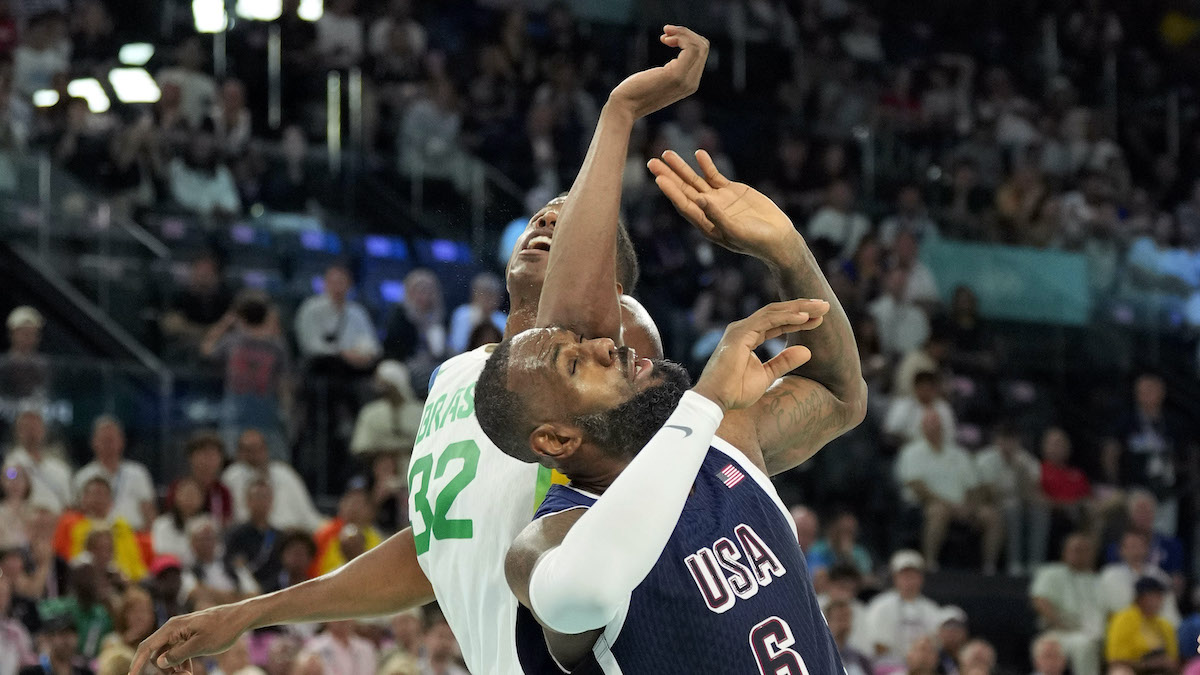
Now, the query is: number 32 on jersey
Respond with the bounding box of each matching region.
[409,440,479,555]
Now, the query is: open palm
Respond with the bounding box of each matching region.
[648,149,796,259]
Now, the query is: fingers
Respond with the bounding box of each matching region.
[763,345,813,380]
[131,629,170,675]
[158,636,202,669]
[652,173,714,234]
[695,150,730,188]
[661,150,710,193]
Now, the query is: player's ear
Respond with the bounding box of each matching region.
[615,282,625,296]
[528,423,583,464]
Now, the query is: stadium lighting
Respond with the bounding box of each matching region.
[66,78,111,113]
[193,0,228,33]
[118,43,155,66]
[236,0,282,20]
[32,90,59,107]
[298,0,322,22]
[109,68,162,103]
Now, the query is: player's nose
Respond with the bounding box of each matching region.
[537,211,558,230]
[584,337,617,366]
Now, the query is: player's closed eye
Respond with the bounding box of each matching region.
[570,334,583,375]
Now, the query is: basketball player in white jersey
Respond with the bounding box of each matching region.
[132,26,710,675]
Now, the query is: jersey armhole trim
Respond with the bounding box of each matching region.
[710,436,796,537]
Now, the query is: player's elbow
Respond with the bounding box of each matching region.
[839,378,869,432]
[536,581,624,635]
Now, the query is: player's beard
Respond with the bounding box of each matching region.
[571,359,692,460]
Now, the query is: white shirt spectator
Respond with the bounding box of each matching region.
[157,67,217,128]
[222,462,325,532]
[349,398,423,457]
[807,206,871,260]
[301,631,378,675]
[168,158,242,216]
[1030,563,1104,636]
[4,447,72,511]
[884,397,956,446]
[975,444,1040,506]
[316,11,364,67]
[903,261,941,305]
[861,589,941,663]
[895,436,977,506]
[867,294,930,356]
[892,348,937,398]
[181,559,260,599]
[294,295,381,361]
[151,514,196,566]
[1097,563,1180,626]
[73,460,155,530]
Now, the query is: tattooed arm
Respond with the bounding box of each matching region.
[649,150,866,475]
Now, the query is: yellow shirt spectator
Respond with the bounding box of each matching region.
[1105,605,1178,665]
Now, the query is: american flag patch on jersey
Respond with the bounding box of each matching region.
[718,464,745,488]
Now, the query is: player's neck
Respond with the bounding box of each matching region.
[564,457,629,495]
[504,289,541,338]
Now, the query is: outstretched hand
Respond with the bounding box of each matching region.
[130,604,250,674]
[607,25,709,119]
[649,149,798,261]
[692,299,829,412]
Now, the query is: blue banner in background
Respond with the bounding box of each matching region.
[921,239,1092,326]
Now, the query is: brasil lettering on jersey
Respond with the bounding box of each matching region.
[415,381,476,445]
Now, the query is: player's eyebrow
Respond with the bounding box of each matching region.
[551,342,562,370]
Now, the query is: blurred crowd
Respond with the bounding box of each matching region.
[3,0,1200,673]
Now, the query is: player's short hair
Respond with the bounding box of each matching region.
[475,341,537,462]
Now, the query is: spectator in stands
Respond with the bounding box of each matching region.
[825,598,872,675]
[222,429,324,533]
[957,639,997,674]
[350,359,421,463]
[934,606,970,675]
[147,555,184,624]
[315,0,364,70]
[398,73,464,185]
[4,403,70,509]
[1105,577,1179,672]
[12,10,69,96]
[975,422,1041,574]
[382,268,446,396]
[447,273,506,355]
[418,611,468,675]
[267,530,315,593]
[150,476,204,566]
[166,432,232,527]
[1106,491,1185,595]
[18,610,87,675]
[1029,634,1068,675]
[891,230,941,313]
[260,125,319,214]
[943,286,997,377]
[157,37,217,128]
[203,292,292,462]
[880,183,940,246]
[0,574,36,672]
[884,370,957,446]
[1030,532,1103,675]
[1031,426,1093,568]
[67,0,115,70]
[40,561,114,659]
[838,234,885,312]
[295,264,380,375]
[934,159,992,240]
[1099,530,1180,626]
[808,511,873,579]
[301,619,377,675]
[897,409,1001,572]
[224,478,281,589]
[0,465,34,548]
[180,515,258,606]
[72,416,155,531]
[864,550,941,665]
[807,180,871,261]
[51,477,138,572]
[167,132,242,218]
[102,585,154,654]
[368,0,426,60]
[210,78,251,158]
[869,266,930,357]
[310,483,381,576]
[818,563,873,656]
[904,634,940,675]
[160,253,236,363]
[1106,373,1189,538]
[0,306,50,400]
[892,325,951,397]
[12,512,66,603]
[791,505,819,553]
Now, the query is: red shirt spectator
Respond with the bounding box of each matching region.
[165,433,234,528]
[1040,460,1091,502]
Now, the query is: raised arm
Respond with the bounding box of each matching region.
[534,26,708,339]
[131,528,434,673]
[649,150,867,474]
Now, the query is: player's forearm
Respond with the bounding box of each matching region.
[765,234,865,402]
[241,528,433,629]
[533,103,631,339]
[529,392,723,634]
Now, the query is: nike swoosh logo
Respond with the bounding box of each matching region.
[665,424,693,437]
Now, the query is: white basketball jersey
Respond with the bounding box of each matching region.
[407,345,552,674]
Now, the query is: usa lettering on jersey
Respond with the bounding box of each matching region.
[683,523,787,613]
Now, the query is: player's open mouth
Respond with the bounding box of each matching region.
[524,235,553,252]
